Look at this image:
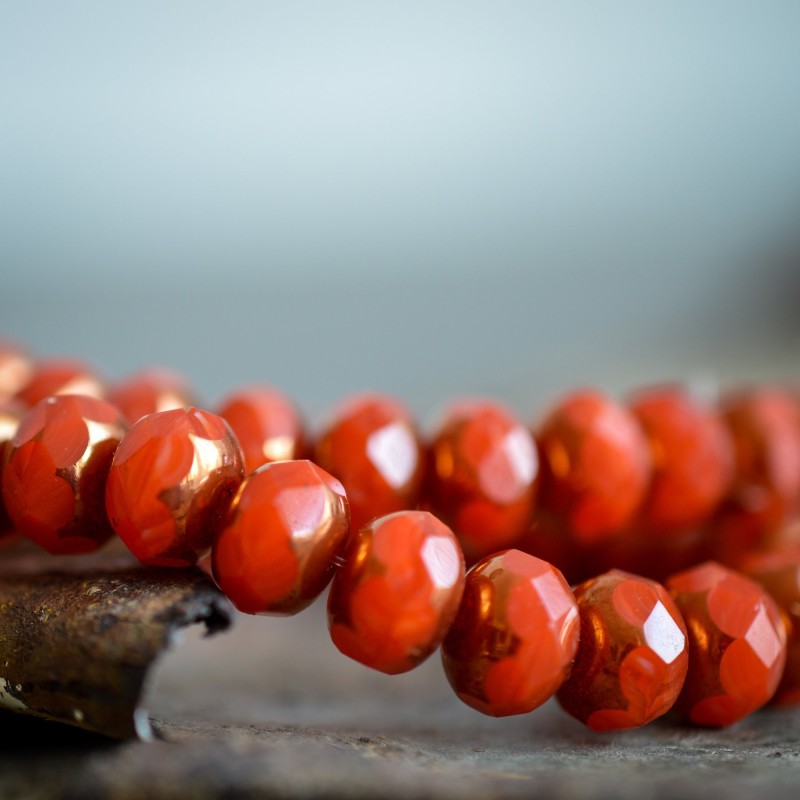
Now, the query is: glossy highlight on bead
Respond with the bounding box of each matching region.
[711,388,800,561]
[427,400,538,562]
[328,510,465,675]
[442,549,578,716]
[630,385,733,533]
[109,367,195,424]
[212,460,350,615]
[557,570,689,731]
[315,394,424,532]
[16,358,105,407]
[4,336,800,737]
[743,548,800,707]
[105,407,245,566]
[536,389,651,544]
[667,561,787,726]
[218,384,306,473]
[2,394,127,553]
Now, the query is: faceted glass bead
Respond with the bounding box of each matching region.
[1,395,127,553]
[105,407,245,566]
[0,341,34,402]
[212,460,350,615]
[442,549,579,716]
[535,389,651,544]
[557,570,689,731]
[217,385,306,474]
[630,386,734,533]
[742,549,800,706]
[667,561,787,726]
[16,358,105,407]
[108,368,195,424]
[0,400,27,540]
[713,388,800,558]
[427,400,539,562]
[328,510,465,674]
[315,394,424,532]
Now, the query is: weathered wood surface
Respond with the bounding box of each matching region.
[0,563,231,739]
[0,541,799,799]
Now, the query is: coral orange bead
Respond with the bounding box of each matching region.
[16,358,105,407]
[108,368,195,424]
[557,570,689,731]
[1,395,127,553]
[536,389,650,544]
[427,400,538,562]
[217,385,306,473]
[667,561,787,726]
[315,394,424,532]
[212,460,350,615]
[723,388,800,513]
[630,386,733,533]
[742,549,800,707]
[442,550,579,716]
[0,341,34,401]
[711,388,800,560]
[328,510,465,674]
[105,407,245,566]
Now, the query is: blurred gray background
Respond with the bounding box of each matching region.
[3,10,800,792]
[2,1,799,423]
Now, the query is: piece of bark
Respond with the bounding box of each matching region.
[0,565,232,740]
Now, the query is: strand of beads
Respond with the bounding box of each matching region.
[3,341,799,577]
[0,340,799,733]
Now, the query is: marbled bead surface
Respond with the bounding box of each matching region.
[328,510,465,675]
[218,385,306,473]
[2,394,127,553]
[315,394,424,532]
[712,388,800,561]
[105,407,245,566]
[630,385,733,533]
[442,549,578,716]
[557,570,689,731]
[109,367,196,424]
[667,561,787,726]
[427,400,538,562]
[742,548,800,707]
[536,389,650,544]
[16,358,105,407]
[212,460,349,615]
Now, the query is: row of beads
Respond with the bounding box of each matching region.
[2,343,799,584]
[444,553,788,729]
[0,343,798,732]
[2,395,792,730]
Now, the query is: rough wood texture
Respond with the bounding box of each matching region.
[1,701,799,799]
[0,566,231,739]
[0,543,798,798]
